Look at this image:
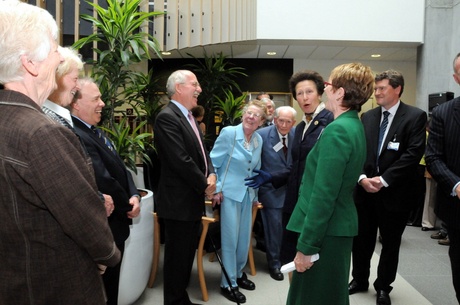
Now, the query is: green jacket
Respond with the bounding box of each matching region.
[287,110,366,255]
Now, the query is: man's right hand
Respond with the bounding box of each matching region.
[244,169,272,188]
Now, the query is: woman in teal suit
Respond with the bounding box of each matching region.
[211,100,266,304]
[286,63,375,305]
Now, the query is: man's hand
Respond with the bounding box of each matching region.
[127,196,140,219]
[205,174,217,198]
[360,177,383,193]
[211,192,223,207]
[103,194,114,217]
[244,169,272,188]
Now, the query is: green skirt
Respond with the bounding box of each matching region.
[286,235,353,305]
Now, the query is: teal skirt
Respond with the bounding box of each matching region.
[286,235,353,305]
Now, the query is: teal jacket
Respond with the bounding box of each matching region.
[287,110,366,255]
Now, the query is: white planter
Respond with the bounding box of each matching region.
[129,166,145,189]
[118,188,154,305]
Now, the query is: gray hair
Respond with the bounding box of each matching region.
[0,0,58,84]
[274,106,297,118]
[166,70,192,98]
[260,97,275,108]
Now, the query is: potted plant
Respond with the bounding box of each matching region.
[185,52,247,134]
[214,90,248,127]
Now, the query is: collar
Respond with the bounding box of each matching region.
[382,100,400,117]
[303,102,325,124]
[171,100,189,118]
[72,115,93,129]
[43,100,73,126]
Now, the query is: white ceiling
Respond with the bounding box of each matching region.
[157,40,420,62]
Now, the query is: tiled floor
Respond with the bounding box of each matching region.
[132,225,457,305]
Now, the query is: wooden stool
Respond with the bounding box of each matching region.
[147,202,263,302]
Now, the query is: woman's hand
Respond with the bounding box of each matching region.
[211,192,223,207]
[293,251,315,273]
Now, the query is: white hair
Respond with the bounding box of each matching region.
[0,0,58,84]
[275,106,297,118]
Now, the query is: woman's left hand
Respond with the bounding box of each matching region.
[293,251,314,273]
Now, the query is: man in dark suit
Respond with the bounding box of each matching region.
[426,52,460,303]
[154,70,216,305]
[71,77,141,305]
[256,106,296,281]
[349,70,427,305]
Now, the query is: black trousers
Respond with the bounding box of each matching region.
[447,225,460,303]
[163,218,200,305]
[103,241,125,305]
[351,195,409,293]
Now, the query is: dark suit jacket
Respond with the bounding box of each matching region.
[257,125,294,209]
[426,97,460,230]
[271,108,334,214]
[153,102,215,221]
[355,102,427,212]
[72,117,139,243]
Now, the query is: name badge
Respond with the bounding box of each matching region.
[387,141,400,151]
[273,141,283,152]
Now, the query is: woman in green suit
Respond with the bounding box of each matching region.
[286,63,375,305]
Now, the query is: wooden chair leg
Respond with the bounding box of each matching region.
[248,204,263,276]
[197,217,216,302]
[147,212,160,288]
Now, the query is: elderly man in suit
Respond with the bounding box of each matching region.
[0,2,120,304]
[426,52,460,303]
[256,106,296,281]
[349,70,427,305]
[71,77,141,305]
[154,70,216,305]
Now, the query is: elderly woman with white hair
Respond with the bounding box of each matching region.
[0,1,120,304]
[42,46,84,127]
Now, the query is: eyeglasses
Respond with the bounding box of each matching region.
[324,81,334,88]
[245,110,263,118]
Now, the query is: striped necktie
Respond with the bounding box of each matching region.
[378,111,390,155]
[92,126,115,153]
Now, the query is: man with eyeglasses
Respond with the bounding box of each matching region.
[154,70,216,305]
[349,70,427,305]
[254,106,297,281]
[426,52,460,303]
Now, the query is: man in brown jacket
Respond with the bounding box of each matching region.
[0,2,120,304]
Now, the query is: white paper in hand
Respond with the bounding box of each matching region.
[280,253,320,273]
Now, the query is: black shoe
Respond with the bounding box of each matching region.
[237,272,255,290]
[269,268,284,281]
[421,227,435,231]
[376,290,391,305]
[431,231,446,239]
[348,279,368,295]
[220,286,246,304]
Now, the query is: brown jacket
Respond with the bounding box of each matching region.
[0,90,120,305]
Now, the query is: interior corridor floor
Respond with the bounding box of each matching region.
[133,225,457,305]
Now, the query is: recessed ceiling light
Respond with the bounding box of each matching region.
[371,54,381,58]
[162,51,171,55]
[267,52,277,56]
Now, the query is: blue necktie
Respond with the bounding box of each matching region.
[377,111,390,155]
[92,126,115,153]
